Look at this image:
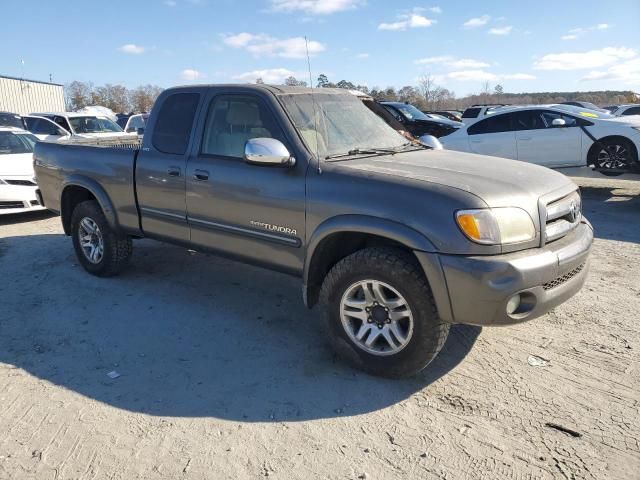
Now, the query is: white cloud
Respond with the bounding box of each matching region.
[222,33,325,58]
[118,44,145,54]
[233,68,298,84]
[414,55,490,69]
[561,34,578,41]
[269,0,363,15]
[581,57,640,84]
[488,26,512,35]
[429,6,442,13]
[534,47,636,70]
[180,69,203,81]
[444,70,535,82]
[463,15,490,28]
[596,23,609,30]
[561,23,611,40]
[356,53,369,59]
[378,10,436,31]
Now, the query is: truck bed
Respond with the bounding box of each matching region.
[34,139,143,235]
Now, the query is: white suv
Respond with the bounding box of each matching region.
[442,104,640,175]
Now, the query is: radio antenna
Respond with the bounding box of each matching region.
[305,36,322,174]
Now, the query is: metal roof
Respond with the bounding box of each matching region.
[0,74,63,87]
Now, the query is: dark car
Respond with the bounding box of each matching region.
[423,110,463,122]
[0,111,26,129]
[381,102,463,138]
[560,101,610,114]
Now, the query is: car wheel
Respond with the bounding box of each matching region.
[593,138,635,176]
[71,200,132,277]
[319,247,450,378]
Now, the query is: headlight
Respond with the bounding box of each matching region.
[456,208,536,245]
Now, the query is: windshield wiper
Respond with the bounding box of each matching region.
[325,147,400,161]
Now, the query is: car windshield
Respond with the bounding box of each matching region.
[0,132,37,155]
[68,116,123,134]
[553,104,611,119]
[280,93,408,158]
[391,103,431,121]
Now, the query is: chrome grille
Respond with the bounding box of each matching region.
[544,191,581,244]
[543,263,585,290]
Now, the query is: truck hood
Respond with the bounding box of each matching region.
[337,148,575,208]
[0,153,35,177]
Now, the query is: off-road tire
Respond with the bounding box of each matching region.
[71,200,132,277]
[319,247,449,378]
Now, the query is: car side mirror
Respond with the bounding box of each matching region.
[244,138,296,167]
[418,134,443,150]
[552,118,566,127]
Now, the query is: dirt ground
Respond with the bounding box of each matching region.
[0,172,639,480]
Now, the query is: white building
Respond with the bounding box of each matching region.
[0,74,65,114]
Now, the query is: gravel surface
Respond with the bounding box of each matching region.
[0,173,638,479]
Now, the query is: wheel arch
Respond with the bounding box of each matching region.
[303,215,437,308]
[60,176,118,235]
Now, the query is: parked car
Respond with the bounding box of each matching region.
[0,127,45,214]
[26,112,133,143]
[34,85,592,378]
[441,104,640,175]
[605,104,640,117]
[559,101,610,114]
[381,102,463,138]
[423,110,463,122]
[117,113,149,133]
[0,111,26,129]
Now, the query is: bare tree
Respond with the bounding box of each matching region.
[129,85,163,113]
[65,81,93,110]
[284,76,307,87]
[418,74,438,109]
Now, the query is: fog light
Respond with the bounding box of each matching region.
[506,294,521,315]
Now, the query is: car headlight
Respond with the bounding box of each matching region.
[456,208,536,245]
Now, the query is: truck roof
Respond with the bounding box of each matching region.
[168,84,351,97]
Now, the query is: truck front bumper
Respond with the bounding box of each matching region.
[415,220,593,326]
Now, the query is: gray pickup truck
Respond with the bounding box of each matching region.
[34,85,593,378]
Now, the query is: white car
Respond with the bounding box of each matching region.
[24,112,134,143]
[606,104,640,117]
[0,127,46,215]
[441,104,640,174]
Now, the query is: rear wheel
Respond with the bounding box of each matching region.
[319,247,449,378]
[71,200,132,276]
[593,138,636,176]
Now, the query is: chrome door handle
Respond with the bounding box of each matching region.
[167,166,181,177]
[193,169,209,181]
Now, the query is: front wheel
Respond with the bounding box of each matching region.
[319,247,449,378]
[71,200,132,277]
[593,138,636,176]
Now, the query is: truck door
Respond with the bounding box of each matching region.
[136,92,201,242]
[185,92,306,274]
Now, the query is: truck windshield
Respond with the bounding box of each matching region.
[0,132,37,155]
[280,92,408,158]
[390,103,431,121]
[68,117,123,134]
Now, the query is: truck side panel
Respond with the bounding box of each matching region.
[34,142,142,235]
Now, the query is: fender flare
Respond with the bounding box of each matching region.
[60,175,119,234]
[303,214,437,305]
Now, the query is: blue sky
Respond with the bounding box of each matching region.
[2,0,639,95]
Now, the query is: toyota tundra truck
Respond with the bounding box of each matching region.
[34,85,593,378]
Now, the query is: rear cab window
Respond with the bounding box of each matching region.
[152,93,200,154]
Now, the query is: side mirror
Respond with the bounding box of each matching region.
[418,134,443,150]
[552,118,566,127]
[244,138,295,167]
